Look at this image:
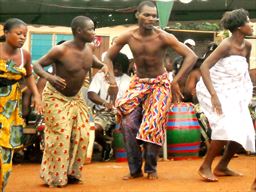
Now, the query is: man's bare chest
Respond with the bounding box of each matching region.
[129,40,163,55]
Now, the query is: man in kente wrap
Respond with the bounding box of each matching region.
[103,1,197,180]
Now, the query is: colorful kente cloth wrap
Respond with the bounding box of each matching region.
[0,58,26,191]
[40,82,90,187]
[116,72,172,146]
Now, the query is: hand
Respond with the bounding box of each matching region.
[103,101,114,111]
[171,81,184,103]
[107,86,118,104]
[105,74,116,86]
[48,74,66,90]
[31,94,43,114]
[211,94,222,115]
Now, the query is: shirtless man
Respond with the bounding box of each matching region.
[104,1,197,180]
[33,16,106,187]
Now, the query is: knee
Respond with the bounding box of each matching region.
[122,114,141,130]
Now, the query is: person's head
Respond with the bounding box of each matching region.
[135,1,158,30]
[71,16,95,42]
[184,39,196,50]
[164,53,173,72]
[0,18,27,48]
[202,42,218,59]
[193,57,204,70]
[220,8,253,35]
[113,53,129,77]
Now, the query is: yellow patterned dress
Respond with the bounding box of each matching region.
[0,57,26,190]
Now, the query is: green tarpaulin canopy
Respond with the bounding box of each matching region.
[0,0,255,27]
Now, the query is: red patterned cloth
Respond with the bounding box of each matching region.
[40,83,90,187]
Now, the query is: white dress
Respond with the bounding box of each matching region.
[196,55,255,152]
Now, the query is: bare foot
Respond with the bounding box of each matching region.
[198,167,218,182]
[147,172,158,180]
[122,172,143,180]
[213,168,243,177]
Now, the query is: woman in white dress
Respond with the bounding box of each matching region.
[196,9,255,182]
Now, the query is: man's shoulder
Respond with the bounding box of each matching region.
[119,29,136,40]
[50,43,67,56]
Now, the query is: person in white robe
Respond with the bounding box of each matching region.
[196,8,255,182]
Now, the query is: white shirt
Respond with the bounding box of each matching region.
[88,72,131,110]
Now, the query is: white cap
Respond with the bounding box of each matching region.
[184,39,196,46]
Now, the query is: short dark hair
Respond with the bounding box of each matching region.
[113,53,129,74]
[0,18,27,41]
[56,40,66,45]
[137,1,156,13]
[220,8,249,32]
[71,16,92,34]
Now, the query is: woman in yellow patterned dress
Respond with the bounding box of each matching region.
[0,18,43,191]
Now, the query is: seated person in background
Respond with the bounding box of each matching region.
[183,58,203,103]
[184,42,217,103]
[183,42,218,156]
[173,39,197,98]
[88,53,131,161]
[164,53,174,82]
[173,39,196,75]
